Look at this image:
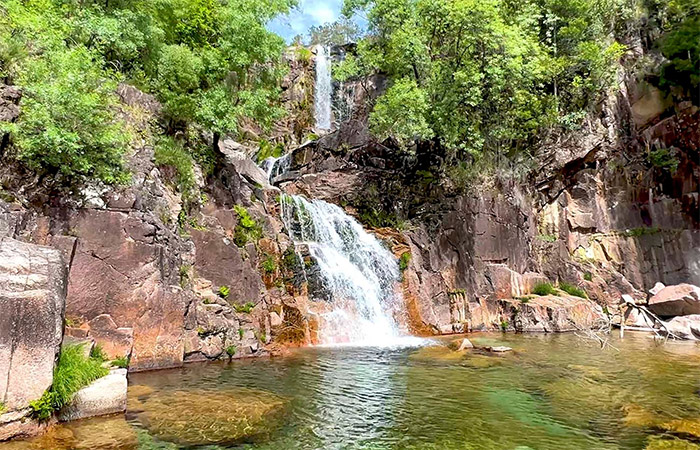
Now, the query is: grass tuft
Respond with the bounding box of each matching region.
[559,281,588,299]
[532,282,556,296]
[30,343,108,420]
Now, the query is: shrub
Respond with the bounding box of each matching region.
[398,252,411,272]
[261,255,277,274]
[225,346,236,357]
[583,272,593,282]
[233,205,263,246]
[90,344,107,362]
[112,356,129,369]
[14,47,129,185]
[500,320,509,331]
[238,328,244,339]
[648,148,680,173]
[30,343,108,420]
[538,234,557,243]
[255,139,284,164]
[532,282,556,296]
[559,281,588,299]
[621,227,660,238]
[0,402,5,413]
[217,285,230,299]
[154,136,196,199]
[234,302,255,313]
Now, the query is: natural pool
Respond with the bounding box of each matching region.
[4,332,700,450]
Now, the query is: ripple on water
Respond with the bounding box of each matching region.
[3,332,700,450]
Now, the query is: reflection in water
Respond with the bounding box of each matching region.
[4,332,700,450]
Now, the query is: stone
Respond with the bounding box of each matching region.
[0,238,66,411]
[87,314,134,360]
[57,369,127,422]
[650,282,666,296]
[0,85,21,123]
[648,284,700,317]
[661,315,700,340]
[487,346,512,353]
[134,388,287,446]
[65,209,187,372]
[218,140,269,187]
[500,295,605,333]
[450,338,474,351]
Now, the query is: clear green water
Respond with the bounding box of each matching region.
[5,332,700,450]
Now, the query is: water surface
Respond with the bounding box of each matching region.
[5,332,700,449]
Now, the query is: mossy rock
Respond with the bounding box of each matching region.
[463,354,505,369]
[661,419,700,439]
[645,436,700,450]
[135,387,287,446]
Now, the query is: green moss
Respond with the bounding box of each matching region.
[234,302,256,313]
[217,285,230,299]
[238,328,244,339]
[226,346,237,357]
[532,282,556,296]
[648,148,680,173]
[30,343,109,420]
[621,227,660,237]
[559,281,588,299]
[538,234,557,243]
[0,402,5,413]
[179,264,191,288]
[583,272,593,282]
[261,255,277,274]
[516,296,532,303]
[398,252,411,272]
[233,205,263,246]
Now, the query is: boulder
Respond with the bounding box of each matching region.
[501,295,605,333]
[57,369,127,422]
[0,238,66,411]
[218,140,269,187]
[649,282,665,296]
[648,284,700,317]
[661,315,700,340]
[87,314,133,360]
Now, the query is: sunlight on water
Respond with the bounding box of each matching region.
[6,332,700,450]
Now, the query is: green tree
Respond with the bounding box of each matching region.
[308,17,361,46]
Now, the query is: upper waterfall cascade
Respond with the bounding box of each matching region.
[314,46,332,130]
[281,194,415,346]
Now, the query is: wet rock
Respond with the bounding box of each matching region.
[57,369,127,422]
[457,338,474,350]
[661,315,700,340]
[648,284,700,317]
[487,346,512,353]
[135,388,287,446]
[0,238,66,413]
[409,346,467,363]
[0,414,138,450]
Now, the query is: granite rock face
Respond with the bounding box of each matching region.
[0,237,67,440]
[0,238,66,411]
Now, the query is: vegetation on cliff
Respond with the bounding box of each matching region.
[338,0,698,169]
[0,0,294,185]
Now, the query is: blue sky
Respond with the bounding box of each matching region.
[267,0,345,42]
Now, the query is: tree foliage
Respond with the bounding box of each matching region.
[340,0,628,159]
[308,17,361,46]
[0,0,294,185]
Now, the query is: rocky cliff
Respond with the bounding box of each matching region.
[0,42,697,377]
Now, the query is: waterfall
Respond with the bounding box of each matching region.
[261,154,291,183]
[314,46,332,130]
[281,194,415,346]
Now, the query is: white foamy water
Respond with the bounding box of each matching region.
[281,194,421,347]
[261,154,291,183]
[314,46,332,130]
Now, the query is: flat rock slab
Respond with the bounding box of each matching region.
[487,346,513,353]
[648,284,700,317]
[57,369,127,422]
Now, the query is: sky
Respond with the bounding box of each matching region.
[267,0,346,42]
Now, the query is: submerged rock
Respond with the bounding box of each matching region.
[487,346,513,353]
[134,388,287,446]
[409,346,467,363]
